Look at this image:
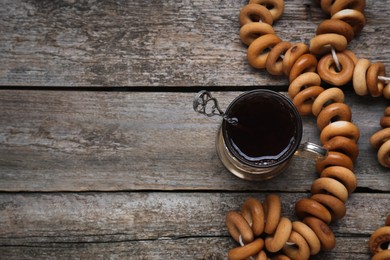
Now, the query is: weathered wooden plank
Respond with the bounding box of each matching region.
[0,237,373,260]
[0,90,389,192]
[0,192,388,241]
[0,0,389,87]
[0,192,386,259]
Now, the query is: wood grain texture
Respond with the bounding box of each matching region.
[0,237,373,260]
[0,0,389,87]
[0,192,387,259]
[1,0,390,258]
[0,90,389,192]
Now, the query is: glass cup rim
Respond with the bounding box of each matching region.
[221,89,303,168]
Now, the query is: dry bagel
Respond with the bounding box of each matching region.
[316,103,352,131]
[240,22,275,46]
[247,34,281,69]
[317,52,355,86]
[239,3,274,26]
[310,33,348,55]
[249,0,284,20]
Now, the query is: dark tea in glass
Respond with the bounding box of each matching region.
[222,89,302,168]
[193,88,327,181]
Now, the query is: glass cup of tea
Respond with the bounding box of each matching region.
[193,89,327,181]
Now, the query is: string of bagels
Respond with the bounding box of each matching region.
[225,0,390,259]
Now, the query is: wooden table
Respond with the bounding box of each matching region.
[1,0,389,259]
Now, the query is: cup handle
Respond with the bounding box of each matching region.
[294,142,328,162]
